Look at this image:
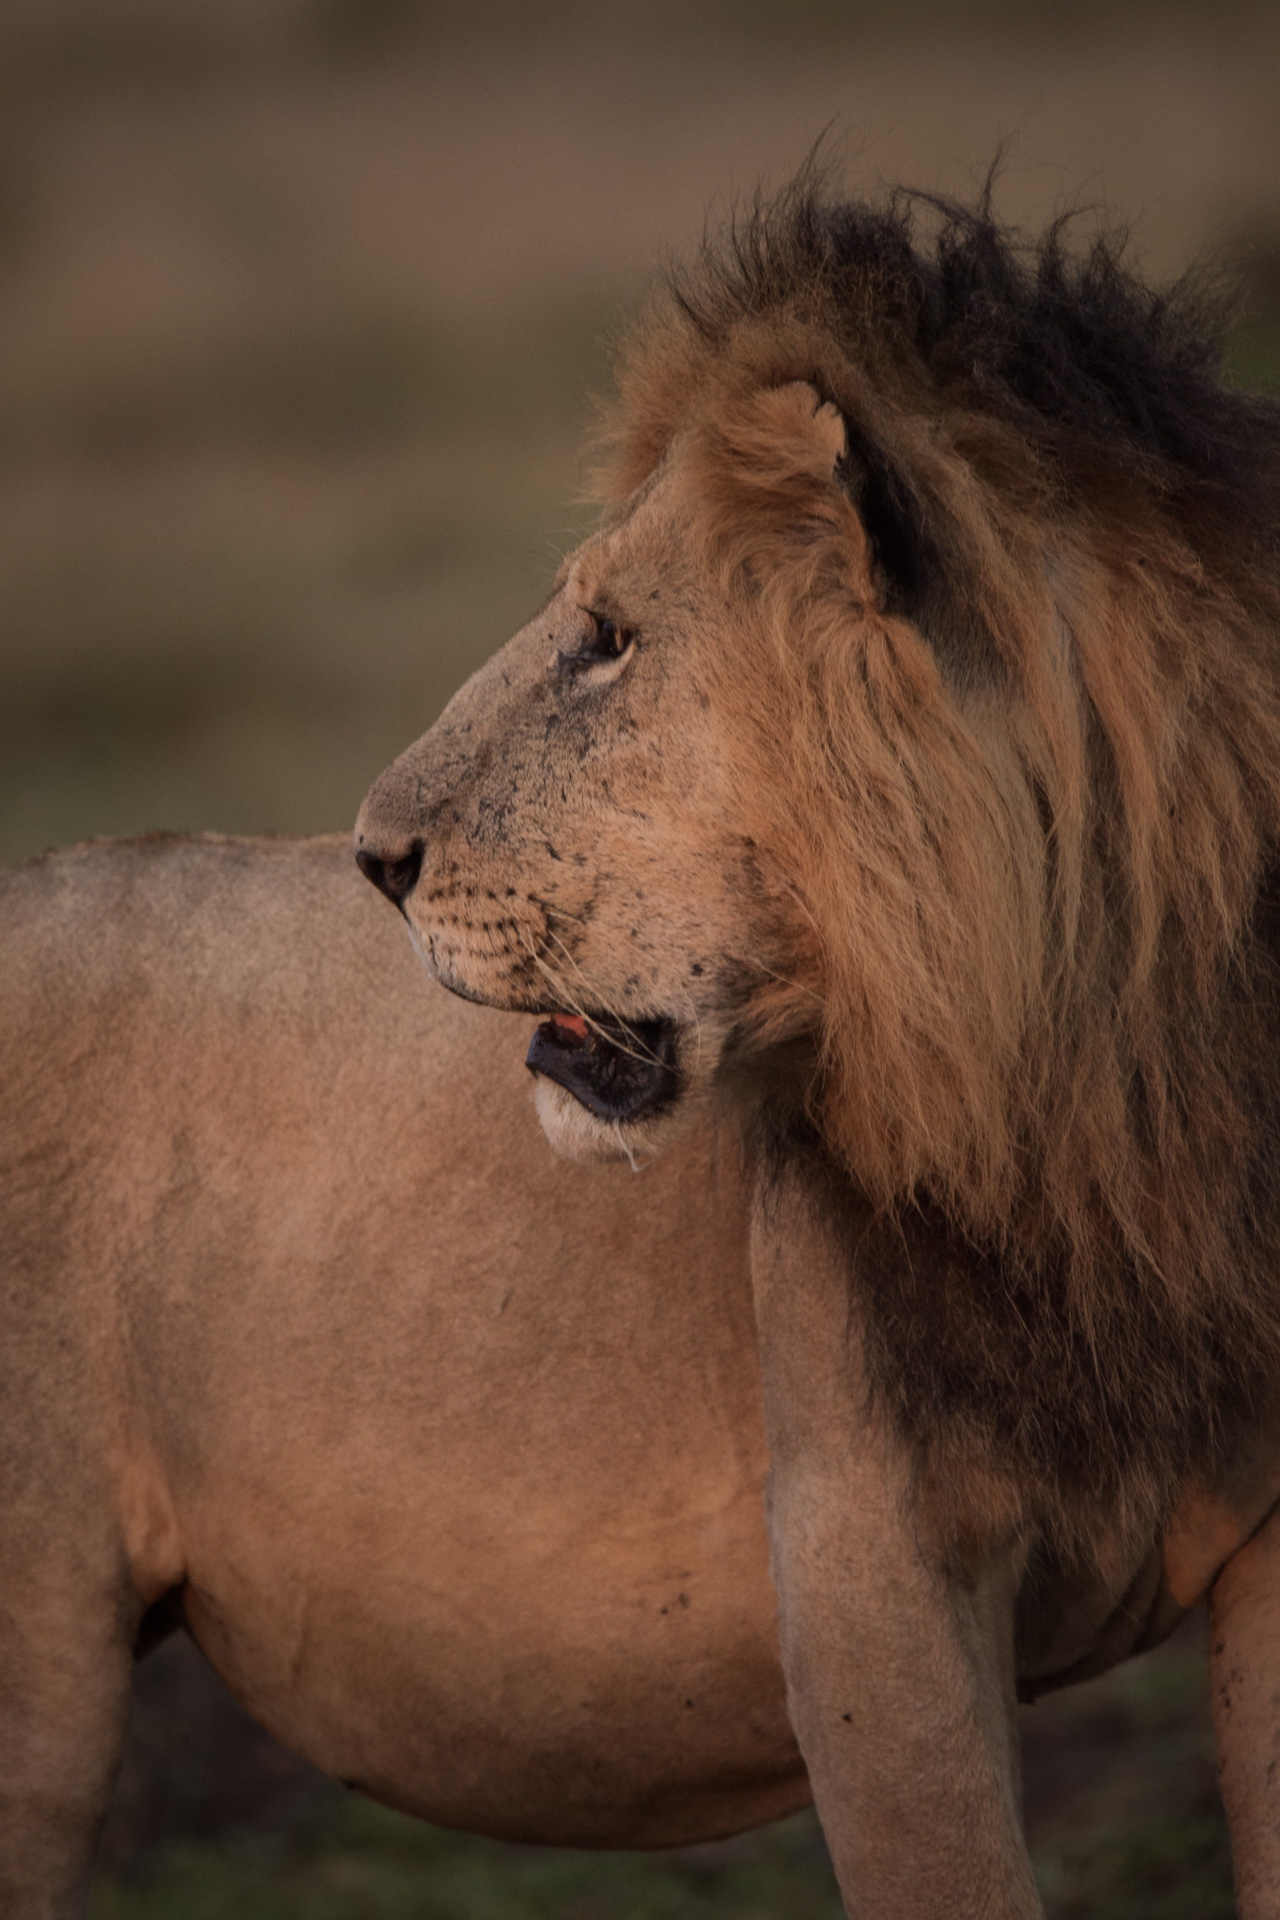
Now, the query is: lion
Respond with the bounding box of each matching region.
[1,831,1201,1920]
[0,833,809,1916]
[355,180,1280,1916]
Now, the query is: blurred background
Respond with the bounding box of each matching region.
[5,0,1276,1912]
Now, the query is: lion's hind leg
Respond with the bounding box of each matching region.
[1210,1499,1280,1918]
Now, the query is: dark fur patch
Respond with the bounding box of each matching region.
[834,414,934,622]
[670,170,1280,560]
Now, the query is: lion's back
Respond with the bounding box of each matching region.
[0,834,433,1356]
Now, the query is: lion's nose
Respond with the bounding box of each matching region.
[354,837,423,908]
[355,757,427,907]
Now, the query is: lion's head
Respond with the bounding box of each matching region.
[359,378,855,1168]
[357,366,1049,1188]
[358,182,1280,1545]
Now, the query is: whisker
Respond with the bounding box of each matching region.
[520,929,669,1072]
[612,1122,653,1174]
[541,926,599,985]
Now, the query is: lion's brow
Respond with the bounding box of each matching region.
[552,550,607,603]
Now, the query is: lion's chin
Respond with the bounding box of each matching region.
[531,1076,689,1169]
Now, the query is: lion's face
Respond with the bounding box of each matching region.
[358,375,1044,1195]
[356,387,859,1164]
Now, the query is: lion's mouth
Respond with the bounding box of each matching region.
[526,1011,679,1122]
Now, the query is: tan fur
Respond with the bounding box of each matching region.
[0,834,810,1917]
[3,826,1222,1920]
[0,834,1248,1918]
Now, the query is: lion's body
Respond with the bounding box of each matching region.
[0,833,809,1916]
[5,826,1241,1919]
[3,837,1256,1918]
[355,184,1280,1913]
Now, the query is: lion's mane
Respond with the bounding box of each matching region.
[598,178,1280,1558]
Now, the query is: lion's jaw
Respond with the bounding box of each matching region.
[355,466,812,1166]
[530,1073,676,1167]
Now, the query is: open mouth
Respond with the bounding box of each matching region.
[526,1011,679,1123]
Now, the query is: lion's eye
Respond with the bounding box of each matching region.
[558,609,636,680]
[587,613,631,660]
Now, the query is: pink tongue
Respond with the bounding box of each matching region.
[551,1013,589,1041]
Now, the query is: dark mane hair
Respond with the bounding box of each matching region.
[667,173,1280,559]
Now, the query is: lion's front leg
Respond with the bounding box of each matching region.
[751,1157,1042,1920]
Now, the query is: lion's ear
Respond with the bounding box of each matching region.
[756,381,849,479]
[745,383,936,629]
[832,415,933,627]
[803,393,848,475]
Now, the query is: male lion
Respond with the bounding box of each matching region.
[357,182,1280,1917]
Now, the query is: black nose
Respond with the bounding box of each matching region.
[355,840,423,908]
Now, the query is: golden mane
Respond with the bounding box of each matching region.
[595,185,1280,1555]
